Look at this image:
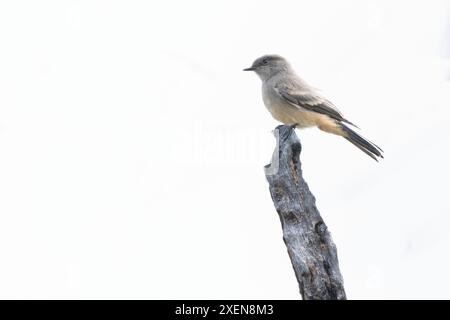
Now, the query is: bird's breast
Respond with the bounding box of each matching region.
[262,85,316,128]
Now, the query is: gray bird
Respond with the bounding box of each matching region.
[244,54,383,161]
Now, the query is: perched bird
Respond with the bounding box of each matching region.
[244,54,383,161]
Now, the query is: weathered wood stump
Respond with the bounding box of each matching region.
[264,125,346,300]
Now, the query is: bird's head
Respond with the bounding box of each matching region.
[243,54,290,81]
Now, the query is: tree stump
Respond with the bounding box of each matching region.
[264,125,346,300]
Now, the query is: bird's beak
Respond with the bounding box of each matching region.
[243,67,256,71]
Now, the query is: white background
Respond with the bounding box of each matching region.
[0,0,449,299]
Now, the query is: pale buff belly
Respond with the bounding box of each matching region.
[263,92,321,128]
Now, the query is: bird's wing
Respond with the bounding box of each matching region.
[274,83,357,127]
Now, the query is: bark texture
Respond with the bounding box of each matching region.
[264,125,346,300]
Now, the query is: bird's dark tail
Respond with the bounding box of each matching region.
[340,124,383,161]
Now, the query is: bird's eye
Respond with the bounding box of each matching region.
[262,59,268,65]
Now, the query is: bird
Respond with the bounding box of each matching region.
[244,54,383,161]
